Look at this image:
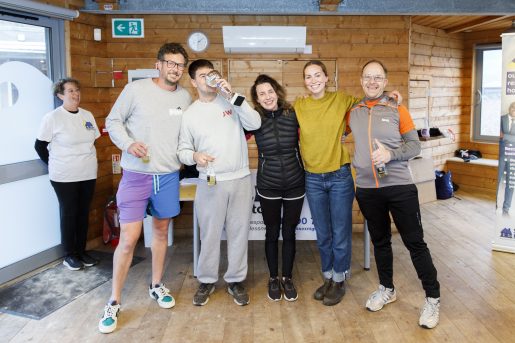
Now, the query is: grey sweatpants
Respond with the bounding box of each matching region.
[195,175,253,284]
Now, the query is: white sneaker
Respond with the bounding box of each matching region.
[149,283,176,309]
[365,285,397,312]
[98,301,120,334]
[419,297,440,329]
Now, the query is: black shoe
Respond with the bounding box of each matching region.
[323,280,345,306]
[79,252,99,267]
[314,278,332,301]
[281,277,298,302]
[193,283,215,306]
[227,282,250,306]
[267,277,282,301]
[63,255,83,270]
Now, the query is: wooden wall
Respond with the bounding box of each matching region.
[32,3,505,238]
[409,23,465,170]
[68,14,411,234]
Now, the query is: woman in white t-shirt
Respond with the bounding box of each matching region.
[35,78,100,271]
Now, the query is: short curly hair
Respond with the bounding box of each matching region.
[157,42,189,66]
[52,78,80,97]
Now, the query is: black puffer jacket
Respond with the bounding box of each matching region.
[250,108,305,190]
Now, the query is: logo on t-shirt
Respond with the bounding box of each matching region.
[85,121,95,130]
[169,107,183,116]
[223,109,232,117]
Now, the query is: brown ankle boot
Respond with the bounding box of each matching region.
[314,278,332,301]
[323,280,345,306]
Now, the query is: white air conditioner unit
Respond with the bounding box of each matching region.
[223,26,306,54]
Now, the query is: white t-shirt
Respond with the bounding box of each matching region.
[37,106,100,182]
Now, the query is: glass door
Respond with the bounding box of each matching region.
[0,12,65,283]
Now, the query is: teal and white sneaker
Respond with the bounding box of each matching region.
[98,301,120,334]
[149,283,175,309]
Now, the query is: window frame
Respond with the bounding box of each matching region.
[472,43,502,143]
[0,8,67,284]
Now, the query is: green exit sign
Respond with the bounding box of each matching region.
[112,18,144,38]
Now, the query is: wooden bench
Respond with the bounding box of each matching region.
[446,157,498,194]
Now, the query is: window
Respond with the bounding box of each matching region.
[473,44,502,142]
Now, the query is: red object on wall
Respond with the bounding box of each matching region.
[113,71,123,80]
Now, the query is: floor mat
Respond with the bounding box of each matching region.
[0,251,144,320]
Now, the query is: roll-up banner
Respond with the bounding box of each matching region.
[494,23,515,253]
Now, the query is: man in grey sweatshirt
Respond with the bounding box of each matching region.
[99,43,192,334]
[178,59,261,306]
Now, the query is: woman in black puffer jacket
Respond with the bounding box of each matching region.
[248,74,305,302]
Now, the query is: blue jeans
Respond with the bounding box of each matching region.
[305,164,354,282]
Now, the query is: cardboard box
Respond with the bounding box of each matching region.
[408,157,436,204]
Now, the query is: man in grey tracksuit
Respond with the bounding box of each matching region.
[178,59,261,306]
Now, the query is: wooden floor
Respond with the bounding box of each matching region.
[1,189,515,343]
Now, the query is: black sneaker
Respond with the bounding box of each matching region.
[267,277,282,301]
[193,283,215,306]
[63,255,83,270]
[314,278,331,301]
[323,280,345,306]
[281,277,298,302]
[79,252,99,267]
[227,282,250,306]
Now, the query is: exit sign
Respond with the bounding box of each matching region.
[112,18,144,38]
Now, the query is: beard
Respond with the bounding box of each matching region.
[160,70,180,87]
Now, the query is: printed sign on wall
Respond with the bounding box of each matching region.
[493,30,515,254]
[248,170,316,240]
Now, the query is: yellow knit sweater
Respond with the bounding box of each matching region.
[294,90,359,173]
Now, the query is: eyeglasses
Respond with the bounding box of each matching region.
[362,75,385,83]
[160,59,186,70]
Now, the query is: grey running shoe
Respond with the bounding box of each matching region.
[193,283,215,306]
[227,282,250,306]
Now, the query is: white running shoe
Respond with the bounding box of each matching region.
[365,285,397,312]
[419,297,440,329]
[149,283,176,309]
[98,301,120,334]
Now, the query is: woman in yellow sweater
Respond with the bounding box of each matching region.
[294,60,359,306]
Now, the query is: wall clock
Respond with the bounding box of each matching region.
[188,31,209,52]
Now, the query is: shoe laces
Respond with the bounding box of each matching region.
[282,277,295,291]
[198,283,212,293]
[230,282,244,294]
[153,284,170,298]
[103,303,119,319]
[421,297,440,316]
[269,278,280,290]
[372,285,393,303]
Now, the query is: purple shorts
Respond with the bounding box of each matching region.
[116,170,180,224]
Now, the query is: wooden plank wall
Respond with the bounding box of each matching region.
[35,6,464,237]
[26,3,506,238]
[75,14,411,235]
[409,23,465,170]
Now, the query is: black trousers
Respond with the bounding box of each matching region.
[258,187,304,278]
[356,184,440,298]
[51,179,96,257]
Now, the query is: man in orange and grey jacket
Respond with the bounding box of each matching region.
[347,59,441,329]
